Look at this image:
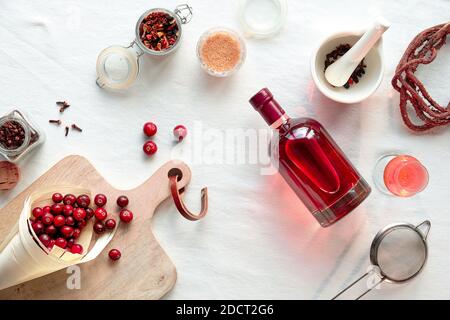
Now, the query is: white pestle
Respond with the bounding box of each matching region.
[325,18,390,87]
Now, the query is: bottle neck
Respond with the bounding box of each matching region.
[249,88,289,129]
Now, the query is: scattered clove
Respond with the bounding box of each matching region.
[57,101,70,113]
[49,119,61,125]
[65,126,69,137]
[71,124,82,132]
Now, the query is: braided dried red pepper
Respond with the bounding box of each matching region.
[392,22,450,131]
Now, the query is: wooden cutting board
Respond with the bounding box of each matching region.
[0,155,193,299]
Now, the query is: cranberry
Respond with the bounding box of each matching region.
[77,220,87,229]
[51,203,63,214]
[95,207,107,221]
[73,208,86,221]
[67,238,75,248]
[65,216,75,226]
[48,239,56,250]
[41,213,54,225]
[55,237,67,249]
[32,221,45,235]
[143,122,158,137]
[105,218,116,230]
[93,221,105,234]
[63,194,77,205]
[173,125,187,142]
[86,207,95,219]
[53,215,66,227]
[38,234,51,247]
[45,225,57,236]
[77,194,91,208]
[63,204,74,216]
[52,192,63,203]
[108,249,121,261]
[116,195,129,208]
[32,207,43,219]
[119,209,133,223]
[72,228,82,239]
[143,140,157,156]
[43,205,52,214]
[71,244,83,254]
[61,226,74,238]
[94,194,107,207]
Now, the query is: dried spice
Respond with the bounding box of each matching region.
[200,31,242,73]
[71,124,82,132]
[57,101,70,113]
[0,120,26,149]
[49,119,61,125]
[324,44,366,89]
[139,11,179,51]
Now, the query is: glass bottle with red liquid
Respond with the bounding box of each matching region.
[249,88,371,227]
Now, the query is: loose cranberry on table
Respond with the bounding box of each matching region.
[108,249,121,261]
[93,221,105,234]
[38,234,51,247]
[94,194,107,207]
[76,194,91,208]
[53,215,66,227]
[41,213,54,225]
[116,195,129,208]
[70,244,83,254]
[45,225,57,236]
[95,207,107,221]
[32,221,44,235]
[55,237,67,249]
[143,122,158,137]
[173,125,187,142]
[73,207,86,221]
[63,204,74,216]
[51,203,63,214]
[61,226,74,238]
[119,209,133,223]
[52,192,63,203]
[65,216,75,226]
[105,218,116,230]
[143,140,157,156]
[63,194,77,206]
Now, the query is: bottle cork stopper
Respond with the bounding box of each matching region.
[0,161,20,190]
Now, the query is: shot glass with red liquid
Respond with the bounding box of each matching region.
[373,154,429,197]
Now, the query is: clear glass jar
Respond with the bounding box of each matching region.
[0,110,45,162]
[96,4,193,90]
[196,27,247,77]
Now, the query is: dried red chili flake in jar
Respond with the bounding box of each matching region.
[139,11,179,51]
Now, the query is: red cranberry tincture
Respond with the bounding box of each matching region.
[249,88,371,227]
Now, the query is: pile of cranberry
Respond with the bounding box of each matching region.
[29,192,133,261]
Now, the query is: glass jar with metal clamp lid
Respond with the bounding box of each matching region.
[96,4,193,90]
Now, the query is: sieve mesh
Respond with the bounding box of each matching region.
[376,227,427,282]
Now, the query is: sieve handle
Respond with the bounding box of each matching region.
[332,272,386,300]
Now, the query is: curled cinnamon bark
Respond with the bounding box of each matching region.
[392,22,450,131]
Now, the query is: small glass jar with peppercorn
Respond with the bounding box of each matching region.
[0,110,45,162]
[96,4,193,90]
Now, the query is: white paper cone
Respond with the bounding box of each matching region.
[0,186,116,291]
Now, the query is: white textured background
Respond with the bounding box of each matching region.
[0,0,449,299]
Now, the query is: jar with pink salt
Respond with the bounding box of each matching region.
[196,27,246,77]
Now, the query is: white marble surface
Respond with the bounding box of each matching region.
[0,0,449,299]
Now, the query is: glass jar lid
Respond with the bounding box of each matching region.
[238,0,287,38]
